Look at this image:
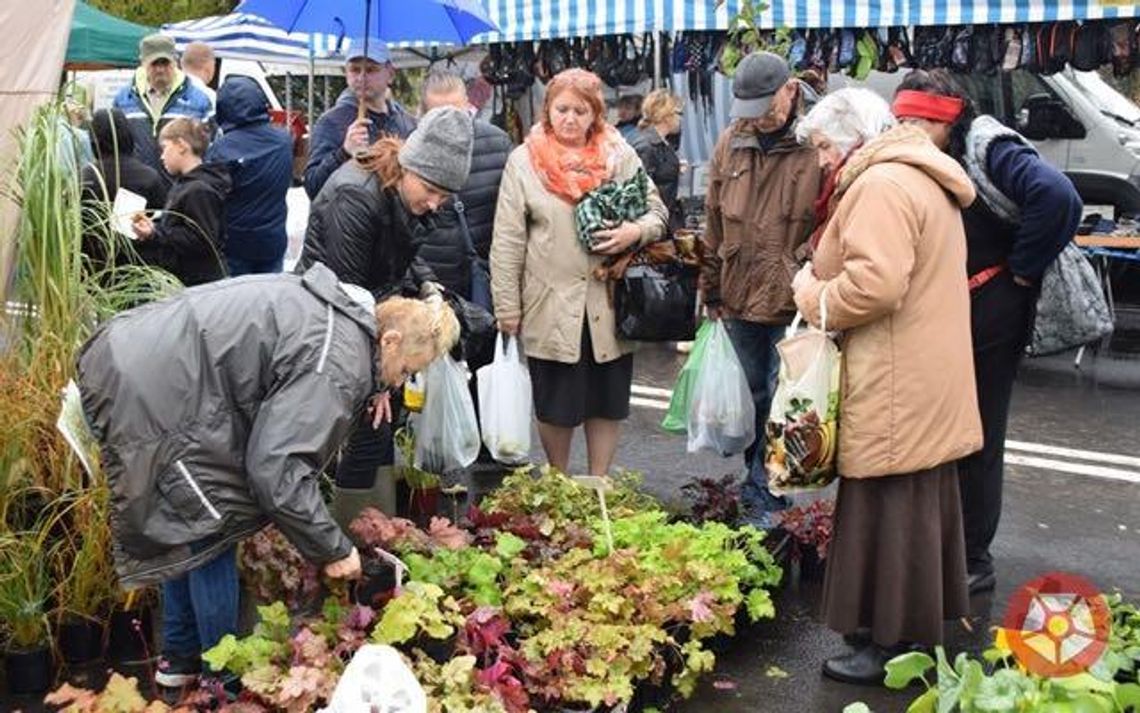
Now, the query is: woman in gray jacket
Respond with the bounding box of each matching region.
[77,263,458,688]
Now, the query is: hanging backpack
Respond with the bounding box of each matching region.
[1001,27,1023,71]
[1071,21,1111,71]
[971,25,997,75]
[887,26,913,70]
[1109,21,1134,77]
[1023,24,1044,73]
[950,26,974,73]
[615,35,645,86]
[1043,22,1077,74]
[838,29,857,68]
[789,31,808,70]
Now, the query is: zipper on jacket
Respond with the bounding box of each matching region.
[316,304,334,374]
[175,460,222,520]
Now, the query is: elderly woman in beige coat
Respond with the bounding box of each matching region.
[791,89,983,685]
[491,69,668,476]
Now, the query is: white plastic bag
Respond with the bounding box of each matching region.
[414,354,480,473]
[476,334,532,464]
[686,320,756,456]
[321,644,426,713]
[765,292,841,495]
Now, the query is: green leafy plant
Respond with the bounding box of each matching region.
[877,645,1140,713]
[204,598,375,712]
[0,526,53,650]
[371,582,462,645]
[395,425,441,488]
[403,548,506,607]
[1101,592,1140,683]
[413,654,513,713]
[720,0,790,76]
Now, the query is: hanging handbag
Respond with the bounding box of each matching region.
[599,238,700,342]
[454,199,493,313]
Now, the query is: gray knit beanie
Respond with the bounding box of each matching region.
[398,106,474,193]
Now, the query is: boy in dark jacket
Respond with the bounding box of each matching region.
[206,76,294,275]
[133,118,231,286]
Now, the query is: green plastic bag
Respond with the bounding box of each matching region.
[661,320,714,434]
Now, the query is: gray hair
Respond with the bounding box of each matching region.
[795,88,897,156]
[421,71,468,114]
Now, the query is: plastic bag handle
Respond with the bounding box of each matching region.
[504,333,521,363]
[786,287,829,337]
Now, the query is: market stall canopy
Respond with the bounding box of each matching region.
[162,13,471,69]
[471,0,1140,41]
[66,1,155,69]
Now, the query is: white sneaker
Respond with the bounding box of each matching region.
[675,341,694,354]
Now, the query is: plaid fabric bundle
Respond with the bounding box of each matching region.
[574,169,649,251]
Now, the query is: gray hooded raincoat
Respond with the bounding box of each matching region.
[77,263,376,587]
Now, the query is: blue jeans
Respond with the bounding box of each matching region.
[723,319,788,521]
[226,254,284,276]
[162,545,239,658]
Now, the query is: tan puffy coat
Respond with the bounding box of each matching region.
[490,141,668,364]
[794,125,983,478]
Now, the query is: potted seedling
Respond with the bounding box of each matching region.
[0,532,56,695]
[51,488,115,666]
[394,426,442,526]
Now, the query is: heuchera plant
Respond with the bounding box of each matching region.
[776,498,835,561]
[238,525,321,611]
[679,474,743,525]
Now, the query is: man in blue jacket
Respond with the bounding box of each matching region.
[302,38,417,199]
[206,76,294,275]
[113,34,214,187]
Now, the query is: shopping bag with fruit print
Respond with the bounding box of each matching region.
[765,291,841,494]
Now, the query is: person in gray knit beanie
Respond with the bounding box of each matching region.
[398,105,474,193]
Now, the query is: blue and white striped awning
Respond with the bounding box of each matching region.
[471,0,1140,43]
[162,13,459,68]
[162,13,345,66]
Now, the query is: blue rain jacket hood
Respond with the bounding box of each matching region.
[206,76,294,262]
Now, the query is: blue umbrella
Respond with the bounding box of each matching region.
[235,0,498,47]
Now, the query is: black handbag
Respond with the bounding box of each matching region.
[454,199,493,313]
[614,260,699,342]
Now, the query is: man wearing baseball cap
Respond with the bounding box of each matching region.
[303,37,417,198]
[700,51,823,528]
[112,34,214,186]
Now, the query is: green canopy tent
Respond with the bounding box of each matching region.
[66,1,154,69]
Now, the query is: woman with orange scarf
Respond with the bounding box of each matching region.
[490,69,668,476]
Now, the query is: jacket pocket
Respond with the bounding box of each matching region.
[156,459,223,530]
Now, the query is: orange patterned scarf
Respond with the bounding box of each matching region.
[525,123,622,204]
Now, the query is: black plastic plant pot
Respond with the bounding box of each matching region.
[415,634,455,664]
[409,486,441,528]
[351,559,398,607]
[108,608,154,663]
[58,618,105,665]
[4,645,54,695]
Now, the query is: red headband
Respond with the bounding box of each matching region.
[891,90,965,123]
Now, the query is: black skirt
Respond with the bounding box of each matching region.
[527,327,633,428]
[821,461,969,647]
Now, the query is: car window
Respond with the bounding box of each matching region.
[1009,70,1058,115]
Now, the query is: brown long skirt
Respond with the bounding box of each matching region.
[821,461,969,647]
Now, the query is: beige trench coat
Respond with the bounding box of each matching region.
[490,141,668,364]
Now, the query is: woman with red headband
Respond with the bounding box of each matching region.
[893,70,1083,597]
[791,88,982,685]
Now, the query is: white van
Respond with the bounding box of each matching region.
[832,68,1140,215]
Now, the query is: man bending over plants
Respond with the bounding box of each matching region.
[76,263,459,689]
